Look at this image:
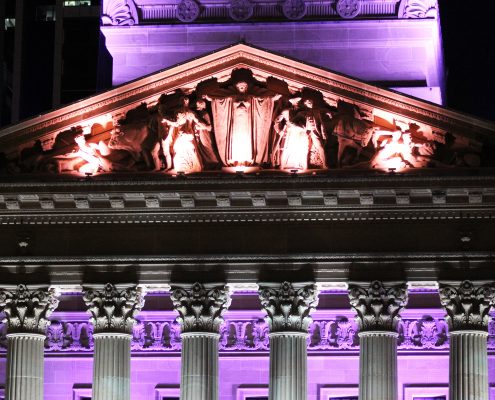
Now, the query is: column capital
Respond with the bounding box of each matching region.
[0,284,59,335]
[170,282,231,334]
[258,281,318,333]
[439,280,495,332]
[82,283,145,334]
[348,281,408,332]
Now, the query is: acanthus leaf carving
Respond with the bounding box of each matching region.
[348,281,408,332]
[399,0,438,19]
[439,280,495,332]
[170,283,231,334]
[259,282,318,333]
[101,0,138,26]
[82,283,145,334]
[5,315,494,353]
[0,285,59,335]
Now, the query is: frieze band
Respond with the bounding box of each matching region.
[1,315,493,353]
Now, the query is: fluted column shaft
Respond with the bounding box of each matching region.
[170,283,231,400]
[358,331,398,400]
[92,333,132,400]
[269,332,307,400]
[449,331,489,400]
[439,281,495,400]
[83,283,145,400]
[180,332,219,400]
[5,333,45,400]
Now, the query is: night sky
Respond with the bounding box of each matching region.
[439,0,495,122]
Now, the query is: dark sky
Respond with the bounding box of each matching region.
[439,0,495,122]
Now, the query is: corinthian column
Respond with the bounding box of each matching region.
[171,283,231,400]
[258,282,318,400]
[0,284,59,400]
[439,280,495,400]
[348,281,407,400]
[83,283,145,400]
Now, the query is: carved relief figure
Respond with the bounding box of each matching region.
[161,96,203,173]
[201,69,280,167]
[108,103,161,171]
[273,97,327,170]
[194,98,221,169]
[329,100,375,167]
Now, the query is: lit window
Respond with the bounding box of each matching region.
[35,6,56,21]
[4,18,15,30]
[63,0,92,6]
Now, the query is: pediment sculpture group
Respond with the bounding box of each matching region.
[8,68,482,175]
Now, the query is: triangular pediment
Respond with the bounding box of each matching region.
[1,43,494,175]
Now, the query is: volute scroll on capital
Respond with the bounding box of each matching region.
[0,284,60,335]
[170,282,231,334]
[348,281,408,332]
[82,283,146,334]
[439,280,495,332]
[258,281,319,333]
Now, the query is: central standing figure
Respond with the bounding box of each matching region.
[202,69,280,168]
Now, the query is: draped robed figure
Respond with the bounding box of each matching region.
[200,69,280,167]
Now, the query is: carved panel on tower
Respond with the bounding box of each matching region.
[439,280,495,332]
[101,0,139,25]
[348,281,408,332]
[0,285,59,335]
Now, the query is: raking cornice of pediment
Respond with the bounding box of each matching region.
[1,42,494,175]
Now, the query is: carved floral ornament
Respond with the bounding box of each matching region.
[438,280,495,332]
[0,285,59,335]
[3,314,494,353]
[258,282,319,333]
[348,281,408,332]
[170,283,231,333]
[82,283,145,334]
[399,0,438,19]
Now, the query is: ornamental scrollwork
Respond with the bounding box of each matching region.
[170,283,231,333]
[101,0,139,26]
[0,285,59,335]
[348,281,408,332]
[439,280,495,332]
[399,0,437,19]
[3,315,494,353]
[259,282,318,333]
[82,283,145,334]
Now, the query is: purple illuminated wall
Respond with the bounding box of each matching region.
[101,19,445,105]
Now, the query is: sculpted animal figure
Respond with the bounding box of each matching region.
[329,100,376,167]
[108,103,161,171]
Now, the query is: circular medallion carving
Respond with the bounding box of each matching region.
[336,0,361,19]
[176,0,200,22]
[229,0,254,21]
[282,0,307,20]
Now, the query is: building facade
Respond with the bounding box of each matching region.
[0,2,494,400]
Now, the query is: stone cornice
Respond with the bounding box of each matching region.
[1,178,495,224]
[0,285,59,335]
